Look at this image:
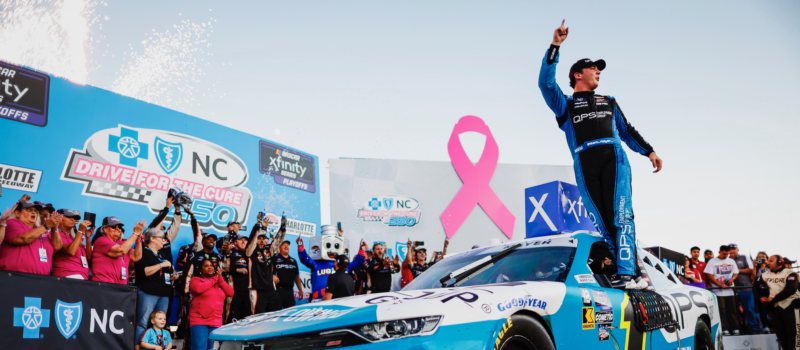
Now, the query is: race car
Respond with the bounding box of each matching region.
[210,232,722,350]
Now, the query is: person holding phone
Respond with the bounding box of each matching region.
[52,209,93,280]
[365,243,399,293]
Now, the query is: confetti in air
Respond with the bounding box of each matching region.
[111,18,215,114]
[0,0,101,85]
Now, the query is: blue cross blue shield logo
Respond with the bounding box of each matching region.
[383,198,394,210]
[55,300,82,339]
[395,241,407,262]
[368,198,381,210]
[154,137,183,174]
[13,297,50,339]
[108,127,149,167]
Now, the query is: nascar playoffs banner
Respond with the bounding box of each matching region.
[330,157,588,289]
[0,272,136,350]
[0,62,320,300]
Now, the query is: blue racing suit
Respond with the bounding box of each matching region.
[538,45,655,276]
[298,247,365,301]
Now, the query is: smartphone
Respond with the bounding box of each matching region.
[337,222,342,231]
[240,225,247,231]
[84,212,96,228]
[414,241,424,247]
[757,259,765,264]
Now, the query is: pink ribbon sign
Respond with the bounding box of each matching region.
[440,116,515,239]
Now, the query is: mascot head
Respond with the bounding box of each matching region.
[309,225,348,261]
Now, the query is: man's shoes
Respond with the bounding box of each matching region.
[733,330,740,336]
[635,277,649,289]
[612,275,643,290]
[722,330,730,336]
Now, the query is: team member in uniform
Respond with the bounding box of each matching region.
[401,239,430,288]
[365,243,399,293]
[538,20,662,289]
[227,233,250,322]
[754,255,800,349]
[324,255,355,300]
[246,217,284,314]
[272,240,303,308]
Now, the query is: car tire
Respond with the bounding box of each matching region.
[492,315,555,350]
[694,319,714,350]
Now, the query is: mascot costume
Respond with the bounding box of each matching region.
[297,225,366,302]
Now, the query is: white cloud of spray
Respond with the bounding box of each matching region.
[0,0,100,85]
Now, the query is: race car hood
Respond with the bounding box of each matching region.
[210,281,567,342]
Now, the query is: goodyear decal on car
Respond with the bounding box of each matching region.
[582,307,595,330]
[492,318,513,350]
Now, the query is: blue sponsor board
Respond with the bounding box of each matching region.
[0,61,321,315]
[259,140,316,193]
[525,181,597,238]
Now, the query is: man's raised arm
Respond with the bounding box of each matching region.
[538,20,569,118]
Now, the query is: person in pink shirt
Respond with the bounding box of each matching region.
[91,216,144,284]
[0,200,63,275]
[190,259,234,350]
[52,208,94,280]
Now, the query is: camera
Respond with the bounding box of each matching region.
[757,259,765,264]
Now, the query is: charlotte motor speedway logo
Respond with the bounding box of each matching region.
[61,125,253,231]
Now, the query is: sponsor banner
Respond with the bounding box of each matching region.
[0,163,42,193]
[582,307,595,330]
[525,180,598,238]
[259,140,316,193]
[0,61,50,127]
[595,310,613,324]
[580,287,592,306]
[0,271,136,350]
[357,195,421,227]
[294,271,312,302]
[592,290,612,311]
[574,274,597,284]
[644,246,686,277]
[284,218,316,238]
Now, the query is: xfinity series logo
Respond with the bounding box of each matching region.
[525,181,596,238]
[357,195,421,227]
[61,125,253,231]
[259,140,317,193]
[0,61,50,127]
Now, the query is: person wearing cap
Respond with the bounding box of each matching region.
[538,20,662,290]
[91,217,144,284]
[688,246,707,286]
[227,232,251,322]
[729,243,759,333]
[401,239,429,288]
[324,255,355,300]
[754,255,800,349]
[134,227,175,347]
[52,209,94,280]
[33,201,55,226]
[245,216,284,314]
[0,200,63,274]
[272,240,303,309]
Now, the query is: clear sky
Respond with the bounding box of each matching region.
[2,0,799,259]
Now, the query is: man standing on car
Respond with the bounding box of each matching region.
[754,255,800,349]
[272,240,303,308]
[538,20,662,289]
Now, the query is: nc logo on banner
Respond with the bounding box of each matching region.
[154,137,183,174]
[525,181,597,238]
[396,242,408,261]
[55,300,82,339]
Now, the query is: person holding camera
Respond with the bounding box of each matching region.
[91,217,144,284]
[365,243,399,293]
[323,255,355,300]
[0,200,63,275]
[52,209,93,280]
[754,255,800,348]
[134,228,175,348]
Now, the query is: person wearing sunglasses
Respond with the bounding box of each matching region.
[90,216,144,284]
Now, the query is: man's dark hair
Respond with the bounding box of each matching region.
[690,246,700,253]
[280,240,291,247]
[719,245,731,252]
[569,70,578,89]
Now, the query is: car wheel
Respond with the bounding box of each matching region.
[492,315,555,350]
[694,319,713,350]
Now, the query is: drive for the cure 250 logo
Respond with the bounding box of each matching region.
[357,195,421,227]
[61,125,253,231]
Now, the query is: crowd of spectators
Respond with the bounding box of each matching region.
[0,194,451,350]
[682,243,799,347]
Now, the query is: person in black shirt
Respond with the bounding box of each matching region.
[365,243,399,293]
[324,255,355,300]
[272,240,303,308]
[146,196,182,328]
[134,228,175,347]
[227,233,251,323]
[247,216,285,314]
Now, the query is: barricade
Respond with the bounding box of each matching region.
[0,271,137,350]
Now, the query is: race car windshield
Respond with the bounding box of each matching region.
[402,245,576,291]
